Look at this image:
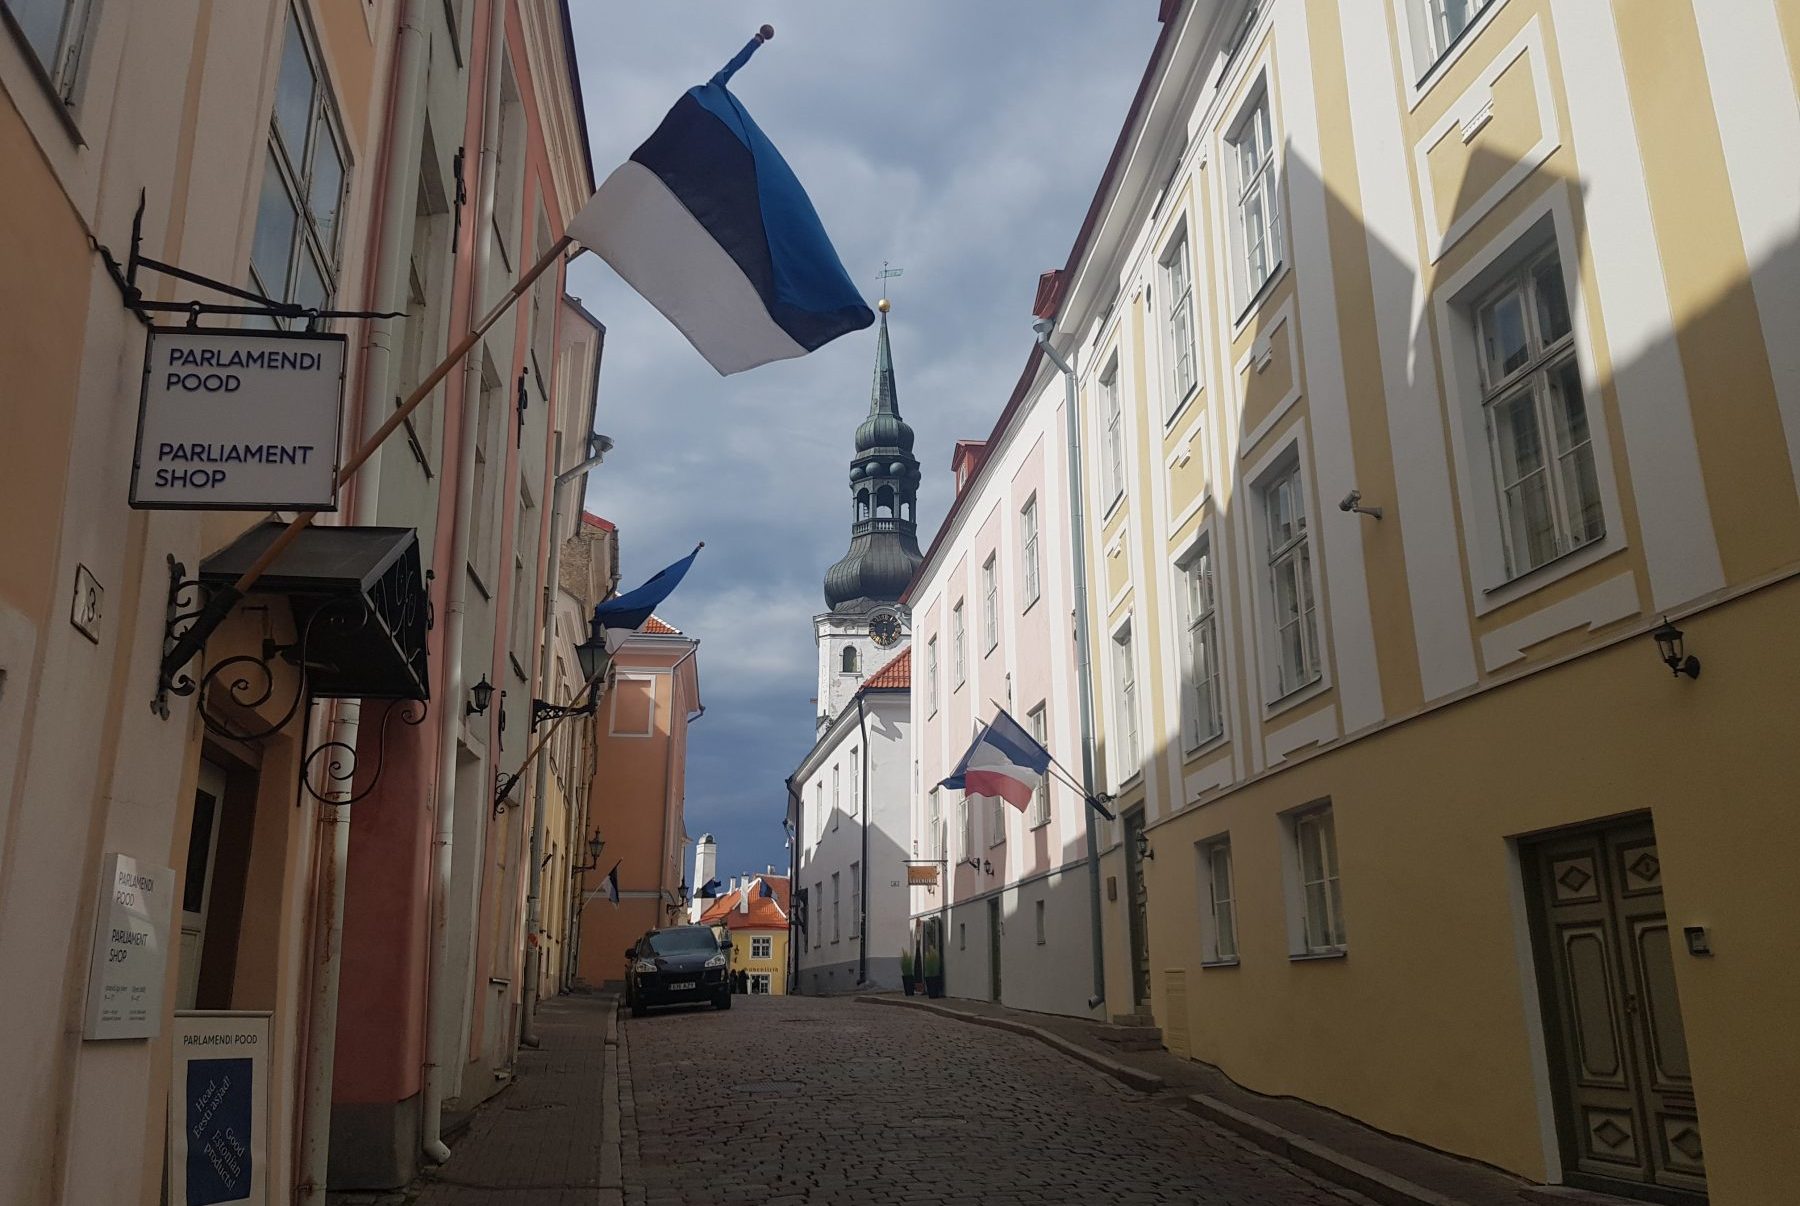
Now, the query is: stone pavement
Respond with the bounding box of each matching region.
[331,989,622,1206]
[619,993,1373,1206]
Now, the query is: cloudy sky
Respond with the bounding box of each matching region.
[564,4,1159,882]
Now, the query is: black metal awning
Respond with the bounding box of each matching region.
[199,522,430,700]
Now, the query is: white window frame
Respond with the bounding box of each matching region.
[749,972,772,994]
[831,872,841,944]
[1398,0,1506,99]
[831,764,840,831]
[849,862,860,938]
[1225,83,1283,313]
[1434,201,1624,612]
[1255,454,1321,701]
[952,601,966,688]
[813,882,823,948]
[1177,535,1225,751]
[1099,358,1124,508]
[981,555,998,653]
[1283,805,1346,957]
[1027,704,1050,829]
[1161,229,1199,418]
[815,783,825,840]
[1200,836,1238,965]
[958,798,972,860]
[1473,246,1603,581]
[6,0,95,103]
[988,792,1005,848]
[927,788,943,861]
[1111,618,1139,786]
[1020,495,1040,608]
[926,636,940,716]
[750,936,772,960]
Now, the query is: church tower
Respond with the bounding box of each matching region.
[815,299,921,726]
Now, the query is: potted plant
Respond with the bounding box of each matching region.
[923,946,944,998]
[900,948,915,996]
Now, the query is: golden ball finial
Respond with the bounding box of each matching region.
[877,297,890,313]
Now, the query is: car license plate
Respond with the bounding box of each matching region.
[669,981,695,990]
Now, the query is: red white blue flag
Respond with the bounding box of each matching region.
[940,710,1052,813]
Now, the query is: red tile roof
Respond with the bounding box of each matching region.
[581,512,616,531]
[641,616,680,635]
[863,646,910,690]
[698,875,789,930]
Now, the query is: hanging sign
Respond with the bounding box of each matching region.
[169,1011,271,1206]
[130,328,345,511]
[83,852,174,1040]
[906,864,940,887]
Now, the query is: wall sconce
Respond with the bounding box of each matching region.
[961,856,995,876]
[1134,830,1155,861]
[572,828,606,873]
[466,675,494,717]
[1651,617,1701,679]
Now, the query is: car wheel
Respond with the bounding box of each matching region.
[715,992,731,1010]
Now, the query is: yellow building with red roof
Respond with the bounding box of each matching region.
[699,874,791,995]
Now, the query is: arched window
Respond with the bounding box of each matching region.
[856,490,870,521]
[875,485,895,518]
[900,499,912,522]
[841,646,859,673]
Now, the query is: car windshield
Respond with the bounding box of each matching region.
[644,928,719,956]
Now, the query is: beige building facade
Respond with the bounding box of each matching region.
[1032,1,1800,1202]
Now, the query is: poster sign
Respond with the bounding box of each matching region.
[906,864,940,887]
[169,1012,270,1206]
[130,328,345,511]
[83,852,174,1040]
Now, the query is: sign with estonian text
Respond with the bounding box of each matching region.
[83,852,174,1040]
[906,864,939,887]
[169,1011,270,1206]
[130,328,345,511]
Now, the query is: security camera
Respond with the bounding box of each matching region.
[1339,490,1361,512]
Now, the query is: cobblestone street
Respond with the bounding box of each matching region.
[620,994,1366,1206]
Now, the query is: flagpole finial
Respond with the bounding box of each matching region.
[758,24,774,41]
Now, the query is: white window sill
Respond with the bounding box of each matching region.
[1289,948,1347,962]
[1262,672,1327,719]
[1181,730,1228,762]
[1200,957,1240,969]
[1029,818,1051,831]
[1477,533,1616,614]
[1022,593,1041,614]
[1164,383,1202,432]
[1101,492,1126,524]
[1231,261,1290,338]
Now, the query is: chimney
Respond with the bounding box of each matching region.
[690,834,717,922]
[740,880,752,914]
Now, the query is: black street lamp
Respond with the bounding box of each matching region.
[572,827,606,872]
[1651,617,1701,680]
[466,674,495,717]
[531,624,613,731]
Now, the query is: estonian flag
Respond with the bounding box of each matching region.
[697,877,723,899]
[757,878,774,899]
[940,709,1052,814]
[602,862,621,907]
[594,545,701,651]
[566,28,873,375]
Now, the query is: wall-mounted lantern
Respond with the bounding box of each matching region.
[1651,617,1701,680]
[467,674,495,717]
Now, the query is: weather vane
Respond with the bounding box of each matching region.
[877,261,904,311]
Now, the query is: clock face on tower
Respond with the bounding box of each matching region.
[869,607,903,648]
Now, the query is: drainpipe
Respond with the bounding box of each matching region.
[855,693,870,984]
[520,434,613,1046]
[296,3,430,1202]
[1034,320,1107,1014]
[422,0,508,1165]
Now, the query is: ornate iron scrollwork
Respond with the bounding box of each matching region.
[154,555,213,718]
[299,696,429,807]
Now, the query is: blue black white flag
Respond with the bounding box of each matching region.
[602,862,620,907]
[697,877,723,899]
[565,28,873,375]
[758,878,774,899]
[593,544,701,651]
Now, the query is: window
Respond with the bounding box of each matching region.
[959,923,966,951]
[1162,232,1198,413]
[1228,89,1282,306]
[492,60,524,272]
[926,637,940,716]
[249,8,348,322]
[831,765,840,831]
[750,936,772,960]
[1027,704,1050,828]
[1407,0,1498,76]
[1112,622,1139,779]
[981,556,998,652]
[814,882,823,948]
[927,789,943,860]
[988,792,1005,847]
[1292,808,1345,953]
[1020,496,1040,606]
[849,749,859,818]
[952,601,966,687]
[831,873,841,943]
[815,783,825,840]
[1035,900,1047,945]
[958,798,972,859]
[850,862,860,938]
[509,483,537,670]
[1179,539,1224,748]
[841,645,859,674]
[749,972,772,994]
[1475,248,1602,579]
[1100,361,1124,505]
[1202,838,1238,963]
[7,0,94,102]
[1261,461,1320,697]
[468,364,503,584]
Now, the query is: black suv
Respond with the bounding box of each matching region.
[625,925,731,1017]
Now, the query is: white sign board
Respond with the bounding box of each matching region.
[83,852,174,1040]
[130,328,345,511]
[170,1011,270,1206]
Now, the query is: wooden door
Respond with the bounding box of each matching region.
[1123,809,1150,1006]
[176,760,228,1011]
[987,897,1002,1002]
[1527,818,1705,1200]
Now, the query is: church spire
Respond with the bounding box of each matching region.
[822,297,923,613]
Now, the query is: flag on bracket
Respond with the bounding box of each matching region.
[602,862,621,907]
[593,544,702,651]
[567,27,873,375]
[940,709,1052,813]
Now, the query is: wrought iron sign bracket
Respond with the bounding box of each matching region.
[530,696,595,731]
